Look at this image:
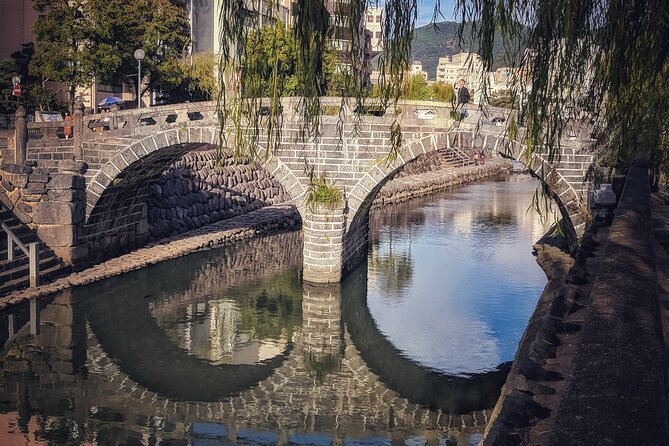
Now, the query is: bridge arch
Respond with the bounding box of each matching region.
[492,134,588,242]
[81,126,305,260]
[85,126,305,220]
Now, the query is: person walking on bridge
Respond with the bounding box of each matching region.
[457,78,471,121]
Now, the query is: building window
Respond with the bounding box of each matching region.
[367,15,374,22]
[376,31,382,38]
[376,15,381,22]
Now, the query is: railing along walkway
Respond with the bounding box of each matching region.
[1,211,40,288]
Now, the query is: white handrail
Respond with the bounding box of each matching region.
[1,220,40,287]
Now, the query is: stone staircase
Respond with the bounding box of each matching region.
[439,146,475,168]
[0,204,70,297]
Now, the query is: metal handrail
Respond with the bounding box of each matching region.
[441,146,474,167]
[1,220,40,288]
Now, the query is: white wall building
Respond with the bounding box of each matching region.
[363,7,383,54]
[435,53,484,94]
[410,61,428,80]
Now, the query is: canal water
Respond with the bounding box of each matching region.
[0,174,551,446]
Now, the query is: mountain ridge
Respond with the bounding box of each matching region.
[410,21,520,81]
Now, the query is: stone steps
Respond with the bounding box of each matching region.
[0,204,70,297]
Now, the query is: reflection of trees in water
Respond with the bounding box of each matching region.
[238,289,302,341]
[368,250,414,297]
[475,211,515,228]
[152,269,303,364]
[369,197,428,243]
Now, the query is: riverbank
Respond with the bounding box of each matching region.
[481,160,668,445]
[373,159,512,208]
[0,161,508,309]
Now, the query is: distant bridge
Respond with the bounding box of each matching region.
[0,98,595,283]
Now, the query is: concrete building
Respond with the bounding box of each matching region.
[364,7,384,55]
[327,1,373,87]
[188,0,294,55]
[410,61,428,80]
[0,0,38,59]
[435,53,484,95]
[487,67,516,93]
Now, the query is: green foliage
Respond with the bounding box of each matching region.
[305,173,343,211]
[431,81,455,102]
[154,52,219,103]
[0,58,20,114]
[401,73,430,100]
[0,44,58,114]
[30,0,190,109]
[488,89,517,109]
[455,0,669,183]
[31,0,94,108]
[244,22,298,97]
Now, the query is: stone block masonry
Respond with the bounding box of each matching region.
[146,147,289,239]
[302,203,346,284]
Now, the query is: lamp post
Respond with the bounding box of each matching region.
[134,49,145,109]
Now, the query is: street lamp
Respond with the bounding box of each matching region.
[134,48,145,109]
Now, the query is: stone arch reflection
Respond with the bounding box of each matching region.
[81,231,304,401]
[0,229,510,445]
[341,263,511,414]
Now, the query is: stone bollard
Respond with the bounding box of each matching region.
[73,101,84,160]
[302,202,346,284]
[14,106,27,164]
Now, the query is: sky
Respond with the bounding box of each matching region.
[416,0,457,27]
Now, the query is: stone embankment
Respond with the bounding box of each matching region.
[374,158,511,207]
[147,148,289,239]
[482,159,668,445]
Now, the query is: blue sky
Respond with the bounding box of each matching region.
[416,0,457,27]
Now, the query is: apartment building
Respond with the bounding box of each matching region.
[364,7,383,55]
[435,53,484,91]
[188,0,294,55]
[327,1,373,86]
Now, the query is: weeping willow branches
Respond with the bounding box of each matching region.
[455,0,669,183]
[216,0,419,166]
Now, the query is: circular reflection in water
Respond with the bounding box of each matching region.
[367,174,554,376]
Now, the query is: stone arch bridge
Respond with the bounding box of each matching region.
[0,99,595,283]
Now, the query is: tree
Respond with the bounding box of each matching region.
[31,0,94,110]
[401,73,430,100]
[87,0,190,100]
[154,52,219,103]
[454,0,669,183]
[30,0,190,110]
[431,81,455,103]
[0,44,58,115]
[244,22,298,97]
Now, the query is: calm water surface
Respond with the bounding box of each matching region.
[0,174,551,446]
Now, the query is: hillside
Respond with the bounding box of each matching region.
[410,21,522,81]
